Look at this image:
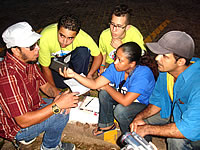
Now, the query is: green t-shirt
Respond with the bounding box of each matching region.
[99,25,146,64]
[39,23,100,67]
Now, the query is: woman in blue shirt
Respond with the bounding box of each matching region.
[60,42,156,135]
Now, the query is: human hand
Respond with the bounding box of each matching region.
[130,118,146,133]
[60,108,71,115]
[59,67,75,78]
[99,66,105,75]
[54,90,79,109]
[86,74,93,79]
[110,38,122,49]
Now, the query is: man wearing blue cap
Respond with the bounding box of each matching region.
[0,22,78,150]
[130,31,200,150]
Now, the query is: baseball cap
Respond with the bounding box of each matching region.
[146,31,195,59]
[2,22,41,49]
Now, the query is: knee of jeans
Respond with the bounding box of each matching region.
[75,47,90,58]
[167,138,192,149]
[114,104,126,120]
[99,90,109,101]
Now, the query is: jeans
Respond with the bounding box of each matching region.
[52,46,90,89]
[98,90,147,134]
[15,98,69,149]
[145,112,200,150]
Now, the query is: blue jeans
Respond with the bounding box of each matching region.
[52,46,90,89]
[98,90,147,134]
[15,98,69,149]
[145,113,200,150]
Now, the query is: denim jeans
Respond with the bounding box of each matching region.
[98,90,147,134]
[52,46,90,89]
[15,98,69,149]
[145,112,200,150]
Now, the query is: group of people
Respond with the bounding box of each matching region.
[0,3,200,150]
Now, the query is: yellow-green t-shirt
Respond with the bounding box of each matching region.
[38,23,100,67]
[99,25,146,64]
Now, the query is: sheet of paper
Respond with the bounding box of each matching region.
[79,96,99,113]
[64,73,90,96]
[69,97,99,124]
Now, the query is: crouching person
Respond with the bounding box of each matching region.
[130,31,200,150]
[0,22,78,150]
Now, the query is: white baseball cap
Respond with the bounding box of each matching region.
[2,22,41,49]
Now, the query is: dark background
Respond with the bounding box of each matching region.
[0,0,199,56]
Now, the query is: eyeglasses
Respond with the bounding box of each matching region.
[118,80,126,93]
[109,22,127,29]
[27,41,38,51]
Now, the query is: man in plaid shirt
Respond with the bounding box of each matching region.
[0,22,78,150]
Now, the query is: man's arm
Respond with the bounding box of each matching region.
[130,104,161,132]
[99,54,107,74]
[14,90,79,128]
[136,122,185,139]
[40,82,60,98]
[87,53,102,78]
[41,65,56,87]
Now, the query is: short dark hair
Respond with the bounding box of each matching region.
[111,4,132,24]
[57,14,81,34]
[173,53,191,66]
[117,42,159,80]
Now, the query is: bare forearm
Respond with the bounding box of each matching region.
[142,123,185,138]
[135,104,161,120]
[104,85,139,106]
[87,54,103,77]
[41,66,56,86]
[15,103,54,128]
[40,82,60,97]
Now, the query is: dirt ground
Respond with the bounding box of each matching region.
[1,122,166,150]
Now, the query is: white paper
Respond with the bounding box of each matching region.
[69,97,99,124]
[64,73,90,96]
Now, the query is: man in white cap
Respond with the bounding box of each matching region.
[0,22,78,150]
[130,31,200,149]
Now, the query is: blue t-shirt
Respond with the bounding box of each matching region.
[102,63,155,105]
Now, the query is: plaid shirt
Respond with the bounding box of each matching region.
[0,52,47,140]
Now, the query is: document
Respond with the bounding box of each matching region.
[64,73,90,96]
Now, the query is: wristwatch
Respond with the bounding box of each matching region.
[52,103,61,114]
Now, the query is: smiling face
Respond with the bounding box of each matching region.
[58,26,77,48]
[110,14,128,39]
[114,47,136,72]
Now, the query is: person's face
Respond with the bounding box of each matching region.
[155,53,178,73]
[17,42,40,63]
[110,14,128,39]
[58,26,77,48]
[114,48,135,72]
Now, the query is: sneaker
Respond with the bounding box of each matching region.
[61,142,75,150]
[19,137,36,145]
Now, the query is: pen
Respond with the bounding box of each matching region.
[85,98,94,107]
[97,69,100,73]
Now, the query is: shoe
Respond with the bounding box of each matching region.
[92,124,116,136]
[61,142,75,150]
[19,137,36,145]
[40,142,75,150]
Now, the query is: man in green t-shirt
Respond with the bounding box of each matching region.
[99,4,146,73]
[39,14,102,88]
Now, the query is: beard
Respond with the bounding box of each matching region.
[21,52,38,64]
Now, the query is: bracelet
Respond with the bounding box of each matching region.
[101,64,105,67]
